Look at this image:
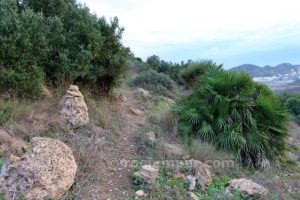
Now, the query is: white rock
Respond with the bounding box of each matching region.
[135,190,144,197]
[186,175,196,191]
[137,88,151,98]
[144,131,156,142]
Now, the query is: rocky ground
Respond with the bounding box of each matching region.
[0,80,299,199]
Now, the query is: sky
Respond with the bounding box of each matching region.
[79,0,300,69]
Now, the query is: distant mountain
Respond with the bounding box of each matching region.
[229,63,300,77]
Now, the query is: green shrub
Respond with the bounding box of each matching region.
[0,1,47,97]
[179,60,222,88]
[0,106,12,126]
[131,70,176,97]
[279,93,300,124]
[174,69,289,168]
[0,0,129,98]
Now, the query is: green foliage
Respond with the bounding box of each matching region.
[0,0,47,97]
[142,55,191,84]
[0,0,129,98]
[0,106,12,126]
[195,176,250,200]
[131,70,176,97]
[179,59,223,88]
[279,93,300,124]
[146,55,161,71]
[0,159,3,171]
[174,68,289,168]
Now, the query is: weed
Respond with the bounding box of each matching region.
[0,159,3,171]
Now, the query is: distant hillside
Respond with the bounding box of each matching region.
[229,63,300,77]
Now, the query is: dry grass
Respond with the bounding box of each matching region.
[0,87,126,199]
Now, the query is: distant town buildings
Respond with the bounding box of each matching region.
[253,68,300,89]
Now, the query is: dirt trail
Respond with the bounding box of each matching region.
[91,88,146,200]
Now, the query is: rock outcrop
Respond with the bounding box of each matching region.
[0,137,77,200]
[226,178,268,197]
[61,85,89,126]
[133,165,158,184]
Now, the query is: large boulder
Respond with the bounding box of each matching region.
[0,137,77,200]
[133,165,158,185]
[61,85,89,126]
[226,178,268,197]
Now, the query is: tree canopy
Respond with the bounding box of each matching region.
[0,0,129,98]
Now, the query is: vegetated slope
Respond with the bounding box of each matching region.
[230,63,300,77]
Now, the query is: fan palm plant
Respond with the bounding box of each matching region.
[174,68,289,168]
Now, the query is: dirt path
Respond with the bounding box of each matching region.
[90,88,146,200]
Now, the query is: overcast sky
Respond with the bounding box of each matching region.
[79,0,300,69]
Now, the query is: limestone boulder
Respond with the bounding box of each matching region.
[133,165,158,184]
[61,85,89,126]
[0,137,77,200]
[226,178,268,197]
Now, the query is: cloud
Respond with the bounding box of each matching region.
[79,0,300,67]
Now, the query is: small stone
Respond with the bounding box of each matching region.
[186,192,198,200]
[129,108,143,116]
[136,88,151,98]
[186,175,196,191]
[144,131,156,142]
[174,173,186,181]
[182,155,191,160]
[135,190,144,197]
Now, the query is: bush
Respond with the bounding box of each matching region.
[0,1,47,97]
[131,70,176,97]
[174,69,289,168]
[180,60,222,88]
[279,93,300,124]
[0,0,129,98]
[0,106,12,126]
